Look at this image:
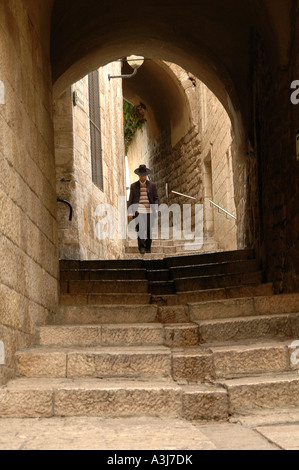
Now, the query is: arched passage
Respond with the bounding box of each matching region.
[48,0,299,292]
[0,0,297,389]
[122,59,239,251]
[51,0,269,151]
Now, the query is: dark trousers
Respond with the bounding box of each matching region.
[136,213,152,252]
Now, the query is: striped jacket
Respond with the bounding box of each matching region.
[127,180,160,217]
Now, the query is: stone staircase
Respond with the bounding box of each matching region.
[124,231,220,259]
[1,249,299,421]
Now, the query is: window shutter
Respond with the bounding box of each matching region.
[88,71,103,191]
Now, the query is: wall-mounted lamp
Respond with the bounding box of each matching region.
[108,55,145,81]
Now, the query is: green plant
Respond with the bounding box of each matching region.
[123,100,147,153]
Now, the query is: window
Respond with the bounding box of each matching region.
[88,70,103,191]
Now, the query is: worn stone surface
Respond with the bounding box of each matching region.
[101,324,164,346]
[253,294,299,315]
[164,323,199,347]
[211,342,289,378]
[67,347,172,379]
[38,326,102,347]
[221,373,299,414]
[56,305,158,325]
[255,425,299,450]
[197,314,295,343]
[0,416,283,450]
[190,297,255,321]
[53,381,183,418]
[157,306,190,323]
[0,389,53,419]
[172,348,215,383]
[16,350,67,378]
[182,385,229,421]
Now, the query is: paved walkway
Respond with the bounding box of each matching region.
[1,411,299,450]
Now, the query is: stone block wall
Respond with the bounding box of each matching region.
[249,15,299,293]
[0,1,58,384]
[127,122,202,236]
[199,83,238,251]
[54,63,126,261]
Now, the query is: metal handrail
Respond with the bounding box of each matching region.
[171,191,197,201]
[209,200,237,220]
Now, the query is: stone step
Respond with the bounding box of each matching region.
[38,324,162,347]
[0,378,228,420]
[209,339,292,379]
[151,283,274,306]
[124,253,167,260]
[126,238,218,248]
[60,259,144,270]
[170,259,260,279]
[176,243,219,253]
[123,246,226,260]
[125,246,174,255]
[165,249,255,268]
[218,372,299,415]
[172,347,215,383]
[175,271,263,292]
[63,280,149,295]
[37,323,199,347]
[142,259,167,270]
[190,293,299,321]
[125,245,219,256]
[172,338,298,382]
[147,270,170,282]
[123,250,223,260]
[176,283,274,305]
[57,304,158,324]
[149,281,176,295]
[197,313,299,344]
[15,334,299,383]
[60,293,152,306]
[60,269,148,281]
[16,346,173,380]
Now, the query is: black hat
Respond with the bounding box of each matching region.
[134,164,151,176]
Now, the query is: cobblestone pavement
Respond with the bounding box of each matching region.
[1,412,299,450]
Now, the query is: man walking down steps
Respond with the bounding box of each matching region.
[128,164,160,254]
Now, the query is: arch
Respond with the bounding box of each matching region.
[50,0,279,155]
[50,0,293,158]
[48,0,298,289]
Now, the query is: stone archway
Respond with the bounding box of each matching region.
[48,0,298,291]
[0,0,298,385]
[122,59,239,251]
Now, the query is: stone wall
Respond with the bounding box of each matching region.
[249,12,299,293]
[0,1,57,384]
[199,83,238,251]
[54,62,126,261]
